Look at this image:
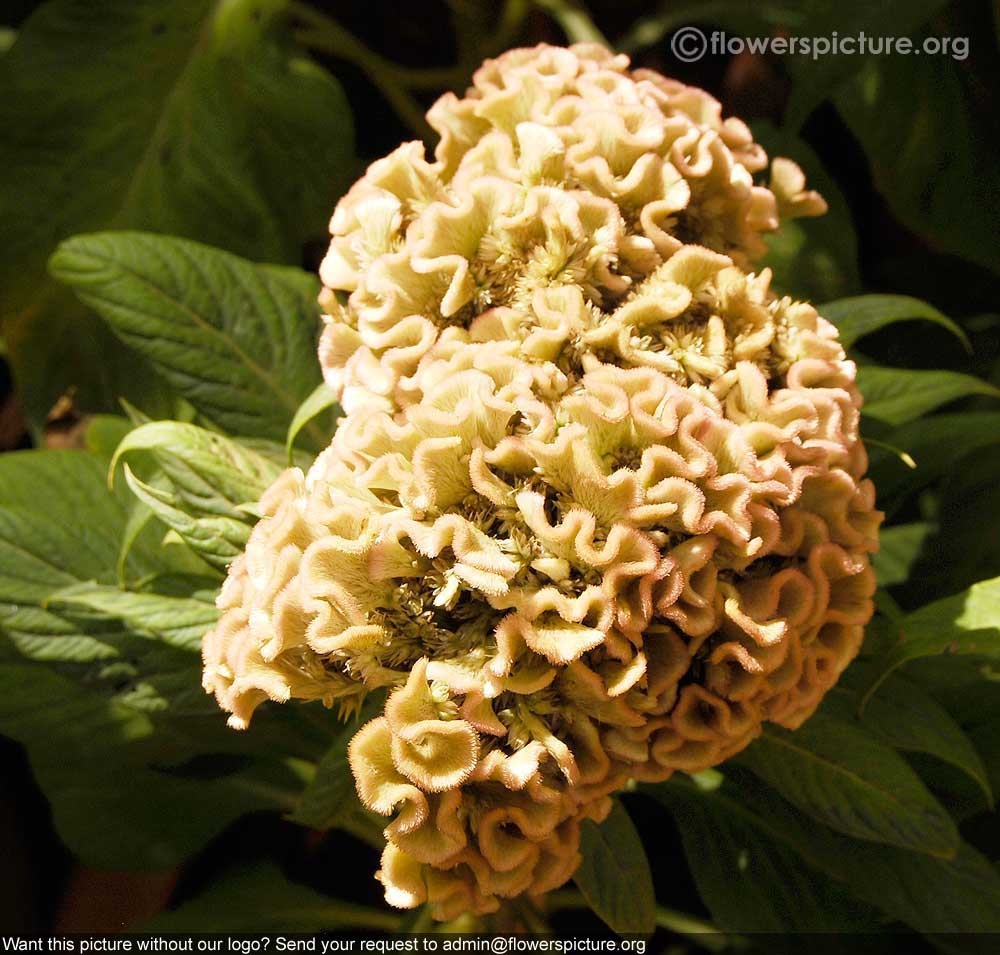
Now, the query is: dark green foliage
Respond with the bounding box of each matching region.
[0,0,998,939]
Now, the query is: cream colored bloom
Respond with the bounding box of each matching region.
[317,43,824,415]
[203,44,879,919]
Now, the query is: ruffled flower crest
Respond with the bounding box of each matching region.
[203,43,879,919]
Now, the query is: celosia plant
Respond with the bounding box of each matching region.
[202,44,881,918]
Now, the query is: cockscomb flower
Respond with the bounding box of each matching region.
[202,43,879,920]
[317,43,824,415]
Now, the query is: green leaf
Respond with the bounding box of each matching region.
[835,50,1000,277]
[112,420,282,512]
[50,233,325,443]
[110,420,282,569]
[0,0,353,428]
[646,770,1000,933]
[735,712,958,856]
[0,449,334,867]
[0,659,291,869]
[286,381,340,462]
[142,863,400,932]
[651,778,878,931]
[0,450,162,619]
[782,0,949,129]
[0,606,125,665]
[872,522,932,588]
[574,800,656,934]
[858,366,1000,426]
[48,585,218,652]
[860,576,1000,704]
[0,454,179,665]
[825,668,993,806]
[752,121,860,303]
[820,294,970,352]
[122,467,253,570]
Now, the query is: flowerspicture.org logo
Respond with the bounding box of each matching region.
[669,27,970,63]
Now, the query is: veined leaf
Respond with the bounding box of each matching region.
[575,800,656,934]
[50,233,325,443]
[0,604,126,665]
[0,450,159,609]
[112,420,282,514]
[48,584,218,653]
[820,294,969,352]
[825,668,993,805]
[652,777,879,932]
[0,449,327,869]
[860,576,1000,704]
[111,420,282,569]
[0,0,353,428]
[735,712,958,856]
[122,466,252,570]
[858,366,1000,426]
[645,771,1000,933]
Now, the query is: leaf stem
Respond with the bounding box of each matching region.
[289,1,537,140]
[863,436,917,469]
[654,906,744,951]
[289,3,443,139]
[530,0,609,45]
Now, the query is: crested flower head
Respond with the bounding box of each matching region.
[203,44,878,919]
[317,43,825,415]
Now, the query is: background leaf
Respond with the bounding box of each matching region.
[872,523,932,588]
[866,412,1000,510]
[820,294,969,352]
[835,48,1000,278]
[647,769,1000,934]
[289,698,382,831]
[574,800,656,934]
[857,365,1000,426]
[0,448,335,868]
[50,233,325,443]
[860,576,1000,703]
[0,0,353,428]
[824,668,992,805]
[782,0,949,129]
[650,776,878,932]
[48,586,219,653]
[735,713,958,855]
